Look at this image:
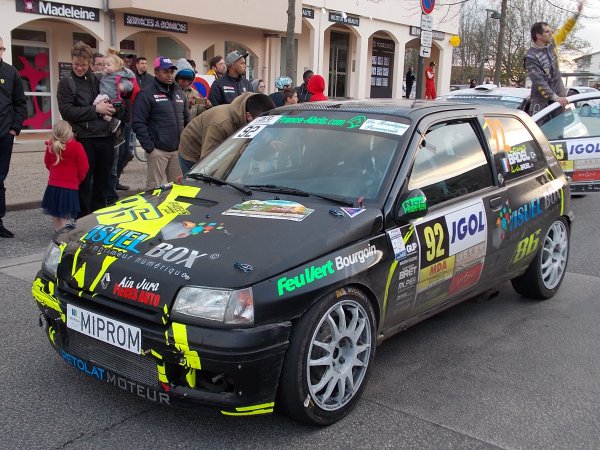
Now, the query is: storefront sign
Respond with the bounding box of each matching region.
[302,8,314,19]
[329,12,360,27]
[16,1,99,22]
[58,62,72,79]
[410,26,445,41]
[124,13,188,34]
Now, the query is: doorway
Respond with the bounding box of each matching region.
[328,31,349,98]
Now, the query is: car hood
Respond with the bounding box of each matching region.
[55,183,382,316]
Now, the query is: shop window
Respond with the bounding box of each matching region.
[225,41,255,81]
[157,37,185,60]
[120,39,136,52]
[11,29,46,42]
[73,32,96,49]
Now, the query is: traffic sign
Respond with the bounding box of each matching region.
[421,0,435,15]
[420,30,433,48]
[419,46,431,58]
[421,14,433,32]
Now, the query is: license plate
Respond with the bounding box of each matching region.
[67,304,141,354]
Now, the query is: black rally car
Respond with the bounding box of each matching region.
[33,100,572,425]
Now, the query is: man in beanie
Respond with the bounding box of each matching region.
[208,50,253,107]
[132,56,189,189]
[175,57,211,120]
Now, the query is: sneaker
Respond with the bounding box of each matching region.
[111,119,122,133]
[65,219,76,230]
[116,183,130,191]
[0,225,14,238]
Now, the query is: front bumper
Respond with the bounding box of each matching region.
[32,274,291,415]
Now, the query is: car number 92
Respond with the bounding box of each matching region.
[66,304,141,354]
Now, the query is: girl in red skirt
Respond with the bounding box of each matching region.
[42,120,89,231]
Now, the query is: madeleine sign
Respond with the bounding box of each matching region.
[16,0,100,22]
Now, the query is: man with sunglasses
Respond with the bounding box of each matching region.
[0,37,26,238]
[525,1,583,115]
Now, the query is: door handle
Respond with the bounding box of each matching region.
[488,196,503,211]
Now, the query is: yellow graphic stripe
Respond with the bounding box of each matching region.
[151,349,169,384]
[546,169,564,216]
[221,402,275,416]
[32,278,65,322]
[48,326,56,345]
[382,226,415,323]
[71,247,86,291]
[172,322,201,370]
[89,256,118,292]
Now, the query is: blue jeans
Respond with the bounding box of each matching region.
[178,154,196,176]
[107,123,132,204]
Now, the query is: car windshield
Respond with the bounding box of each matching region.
[444,94,526,109]
[189,112,408,201]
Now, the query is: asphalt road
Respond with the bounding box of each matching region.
[0,196,599,449]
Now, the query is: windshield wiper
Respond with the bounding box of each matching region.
[186,173,252,195]
[246,184,354,206]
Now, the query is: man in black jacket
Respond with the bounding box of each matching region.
[57,41,121,217]
[0,37,27,238]
[208,51,252,106]
[132,56,189,189]
[295,70,313,103]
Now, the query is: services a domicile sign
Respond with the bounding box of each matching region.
[16,0,100,22]
[124,13,188,33]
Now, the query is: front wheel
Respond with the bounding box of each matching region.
[511,218,569,299]
[277,288,376,425]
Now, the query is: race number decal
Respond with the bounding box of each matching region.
[417,216,448,266]
[233,124,267,139]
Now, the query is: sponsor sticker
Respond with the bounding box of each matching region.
[388,228,407,260]
[565,139,600,160]
[341,207,365,218]
[574,158,600,170]
[359,119,409,136]
[222,200,314,222]
[251,115,282,126]
[445,201,487,256]
[232,124,268,139]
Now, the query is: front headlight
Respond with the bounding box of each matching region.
[42,242,61,279]
[172,286,254,326]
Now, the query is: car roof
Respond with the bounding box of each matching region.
[271,98,512,121]
[442,84,530,99]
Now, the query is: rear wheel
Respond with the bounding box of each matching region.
[581,104,591,117]
[277,289,376,425]
[511,218,569,299]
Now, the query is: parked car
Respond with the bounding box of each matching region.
[566,86,600,117]
[440,84,531,111]
[533,91,600,192]
[33,99,572,425]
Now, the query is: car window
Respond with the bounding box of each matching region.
[538,101,600,141]
[192,112,406,201]
[408,121,494,207]
[484,116,546,182]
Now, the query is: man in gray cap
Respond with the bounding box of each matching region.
[208,50,253,106]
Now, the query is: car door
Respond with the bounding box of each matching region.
[397,116,499,317]
[533,91,600,192]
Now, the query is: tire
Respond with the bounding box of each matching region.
[277,288,376,425]
[511,218,569,299]
[134,144,147,162]
[581,104,591,117]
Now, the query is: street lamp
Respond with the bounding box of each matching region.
[478,8,501,85]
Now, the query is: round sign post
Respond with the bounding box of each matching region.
[421,0,435,15]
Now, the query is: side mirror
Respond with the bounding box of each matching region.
[396,189,428,223]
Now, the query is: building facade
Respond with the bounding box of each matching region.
[1,0,459,133]
[572,51,600,87]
